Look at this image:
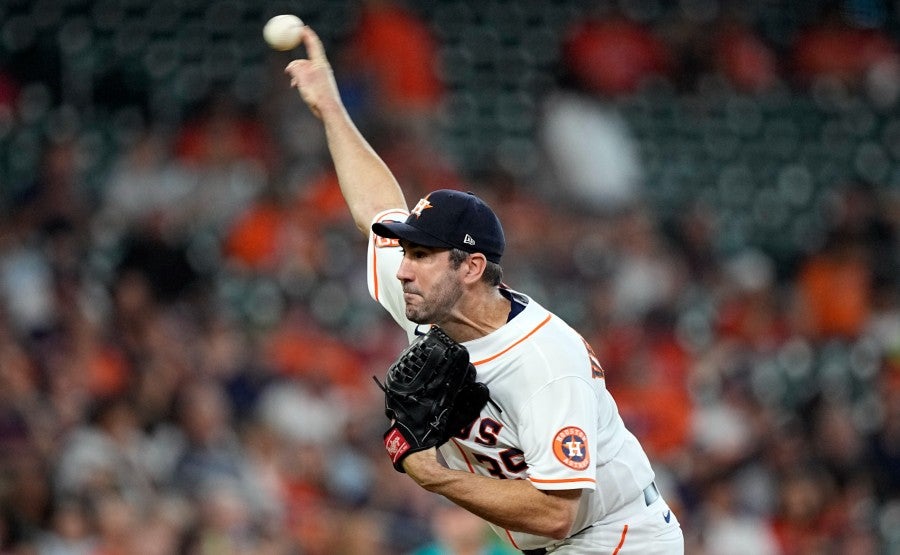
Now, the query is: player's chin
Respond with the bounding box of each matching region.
[404,306,430,325]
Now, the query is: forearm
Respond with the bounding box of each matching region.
[403,452,579,540]
[318,104,407,234]
[285,28,407,235]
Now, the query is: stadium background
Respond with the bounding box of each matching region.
[0,0,898,553]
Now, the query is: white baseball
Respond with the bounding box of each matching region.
[263,14,305,51]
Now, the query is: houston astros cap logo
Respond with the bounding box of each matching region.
[410,198,433,218]
[553,426,590,470]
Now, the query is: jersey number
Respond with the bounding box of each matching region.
[475,449,527,478]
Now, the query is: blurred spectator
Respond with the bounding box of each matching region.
[793,234,872,339]
[561,13,673,97]
[169,381,279,524]
[692,477,781,555]
[0,70,19,110]
[2,140,89,240]
[713,19,781,94]
[871,372,900,500]
[790,5,900,96]
[175,93,277,175]
[609,207,684,321]
[171,93,273,232]
[601,309,693,463]
[34,497,95,555]
[98,130,194,238]
[538,91,643,210]
[407,500,516,555]
[223,190,287,272]
[345,0,444,115]
[770,469,835,555]
[54,397,155,509]
[0,451,52,550]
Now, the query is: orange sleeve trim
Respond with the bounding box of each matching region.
[371,245,380,302]
[472,314,552,366]
[612,524,629,555]
[370,210,408,303]
[505,530,520,549]
[528,476,596,485]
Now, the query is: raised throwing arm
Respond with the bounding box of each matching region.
[285,27,407,234]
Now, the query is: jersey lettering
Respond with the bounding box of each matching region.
[453,418,479,440]
[374,235,399,248]
[474,418,503,446]
[580,336,605,379]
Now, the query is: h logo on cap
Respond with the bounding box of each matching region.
[411,198,433,218]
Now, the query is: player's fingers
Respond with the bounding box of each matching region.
[301,26,326,62]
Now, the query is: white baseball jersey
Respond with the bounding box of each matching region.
[367,209,658,551]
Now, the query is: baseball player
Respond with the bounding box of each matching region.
[285,27,684,554]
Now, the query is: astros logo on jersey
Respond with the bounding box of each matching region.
[553,426,590,470]
[410,197,433,218]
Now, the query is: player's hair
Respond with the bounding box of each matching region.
[449,248,503,287]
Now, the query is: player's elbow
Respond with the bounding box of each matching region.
[537,490,581,540]
[544,514,576,540]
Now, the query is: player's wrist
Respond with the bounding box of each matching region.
[402,449,443,488]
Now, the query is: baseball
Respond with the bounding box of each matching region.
[263,14,305,51]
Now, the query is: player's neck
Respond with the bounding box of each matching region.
[440,288,511,343]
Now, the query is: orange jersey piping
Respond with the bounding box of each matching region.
[448,438,476,473]
[505,529,520,549]
[371,243,380,302]
[529,476,596,485]
[611,524,629,554]
[472,314,553,366]
[370,210,407,303]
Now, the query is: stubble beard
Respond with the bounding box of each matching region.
[404,271,463,325]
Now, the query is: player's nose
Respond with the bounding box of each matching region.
[396,256,416,283]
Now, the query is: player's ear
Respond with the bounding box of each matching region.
[461,253,487,285]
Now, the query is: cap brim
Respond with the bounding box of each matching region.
[371,221,454,249]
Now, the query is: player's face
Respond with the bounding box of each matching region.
[397,243,464,324]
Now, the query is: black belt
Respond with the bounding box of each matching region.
[521,482,660,554]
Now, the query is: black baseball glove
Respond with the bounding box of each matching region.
[375,326,489,472]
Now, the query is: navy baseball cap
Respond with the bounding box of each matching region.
[372,189,505,263]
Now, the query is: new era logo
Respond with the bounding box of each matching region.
[463,234,475,246]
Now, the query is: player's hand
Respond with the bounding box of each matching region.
[285,27,340,119]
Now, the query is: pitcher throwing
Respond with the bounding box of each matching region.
[285,27,684,554]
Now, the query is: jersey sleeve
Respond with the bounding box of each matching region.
[367,208,418,338]
[519,376,599,491]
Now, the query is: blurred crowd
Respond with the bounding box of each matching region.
[1,1,899,554]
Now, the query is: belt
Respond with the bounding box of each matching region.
[521,482,660,555]
[643,481,660,506]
